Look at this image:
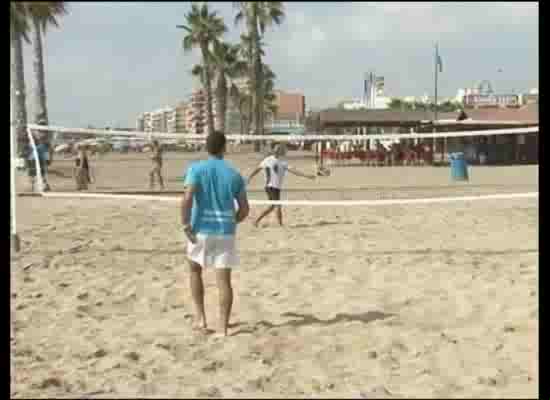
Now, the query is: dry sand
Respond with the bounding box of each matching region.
[11,152,538,398]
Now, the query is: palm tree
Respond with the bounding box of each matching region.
[234,2,284,140]
[229,82,251,135]
[178,3,226,135]
[27,2,68,127]
[261,64,277,123]
[229,62,277,135]
[11,2,30,156]
[192,42,246,132]
[236,33,268,135]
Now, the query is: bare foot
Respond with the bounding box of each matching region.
[211,332,228,341]
[192,316,208,331]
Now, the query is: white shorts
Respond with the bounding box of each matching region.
[187,234,239,269]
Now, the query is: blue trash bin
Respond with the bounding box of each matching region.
[450,152,469,181]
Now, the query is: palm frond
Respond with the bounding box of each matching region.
[10,2,31,42]
[27,2,69,33]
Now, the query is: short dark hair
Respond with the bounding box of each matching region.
[206,131,226,155]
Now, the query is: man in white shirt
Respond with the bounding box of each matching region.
[248,144,315,227]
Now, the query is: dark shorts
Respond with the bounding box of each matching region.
[265,187,281,201]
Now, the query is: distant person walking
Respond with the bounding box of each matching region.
[149,140,165,190]
[181,131,250,337]
[248,144,315,227]
[74,144,94,191]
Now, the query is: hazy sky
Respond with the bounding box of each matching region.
[20,2,538,128]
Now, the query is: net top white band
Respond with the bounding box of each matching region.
[27,123,538,142]
[39,191,538,206]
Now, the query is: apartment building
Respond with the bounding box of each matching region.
[136,115,144,132]
[172,102,188,133]
[274,90,306,122]
[136,87,238,136]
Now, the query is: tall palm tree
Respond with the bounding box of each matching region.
[192,42,246,133]
[178,3,226,135]
[11,2,31,156]
[229,62,276,135]
[262,64,277,123]
[229,83,249,135]
[27,2,68,128]
[237,33,264,134]
[234,2,284,140]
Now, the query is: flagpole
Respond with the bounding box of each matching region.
[434,43,438,122]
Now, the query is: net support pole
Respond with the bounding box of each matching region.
[10,94,20,252]
[27,127,44,193]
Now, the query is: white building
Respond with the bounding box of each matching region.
[340,96,391,110]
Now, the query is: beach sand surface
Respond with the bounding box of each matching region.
[11,152,538,398]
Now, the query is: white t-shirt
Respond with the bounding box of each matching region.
[260,155,289,189]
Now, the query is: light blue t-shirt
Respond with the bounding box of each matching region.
[184,157,245,235]
[28,143,49,161]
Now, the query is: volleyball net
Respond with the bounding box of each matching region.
[17,123,538,206]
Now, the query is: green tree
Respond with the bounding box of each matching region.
[228,62,276,135]
[11,2,30,156]
[27,2,68,163]
[237,33,266,134]
[262,64,277,120]
[192,42,247,133]
[178,3,226,135]
[387,98,405,110]
[27,2,68,126]
[234,1,284,142]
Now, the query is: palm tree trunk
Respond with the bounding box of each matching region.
[215,72,227,132]
[200,43,215,135]
[252,20,263,151]
[32,16,48,126]
[11,30,29,157]
[246,13,260,151]
[239,113,244,135]
[32,16,54,163]
[255,48,263,136]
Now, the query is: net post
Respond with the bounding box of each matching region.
[10,95,20,252]
[27,127,44,193]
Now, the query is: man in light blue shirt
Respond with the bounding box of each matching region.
[26,134,51,192]
[181,131,249,337]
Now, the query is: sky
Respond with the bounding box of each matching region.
[20,1,538,128]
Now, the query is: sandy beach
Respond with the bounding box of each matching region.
[11,151,538,398]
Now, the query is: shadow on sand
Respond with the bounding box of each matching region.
[230,310,393,337]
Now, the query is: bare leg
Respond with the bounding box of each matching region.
[254,205,276,227]
[189,261,207,330]
[215,268,233,336]
[276,206,283,226]
[149,169,155,190]
[156,169,165,190]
